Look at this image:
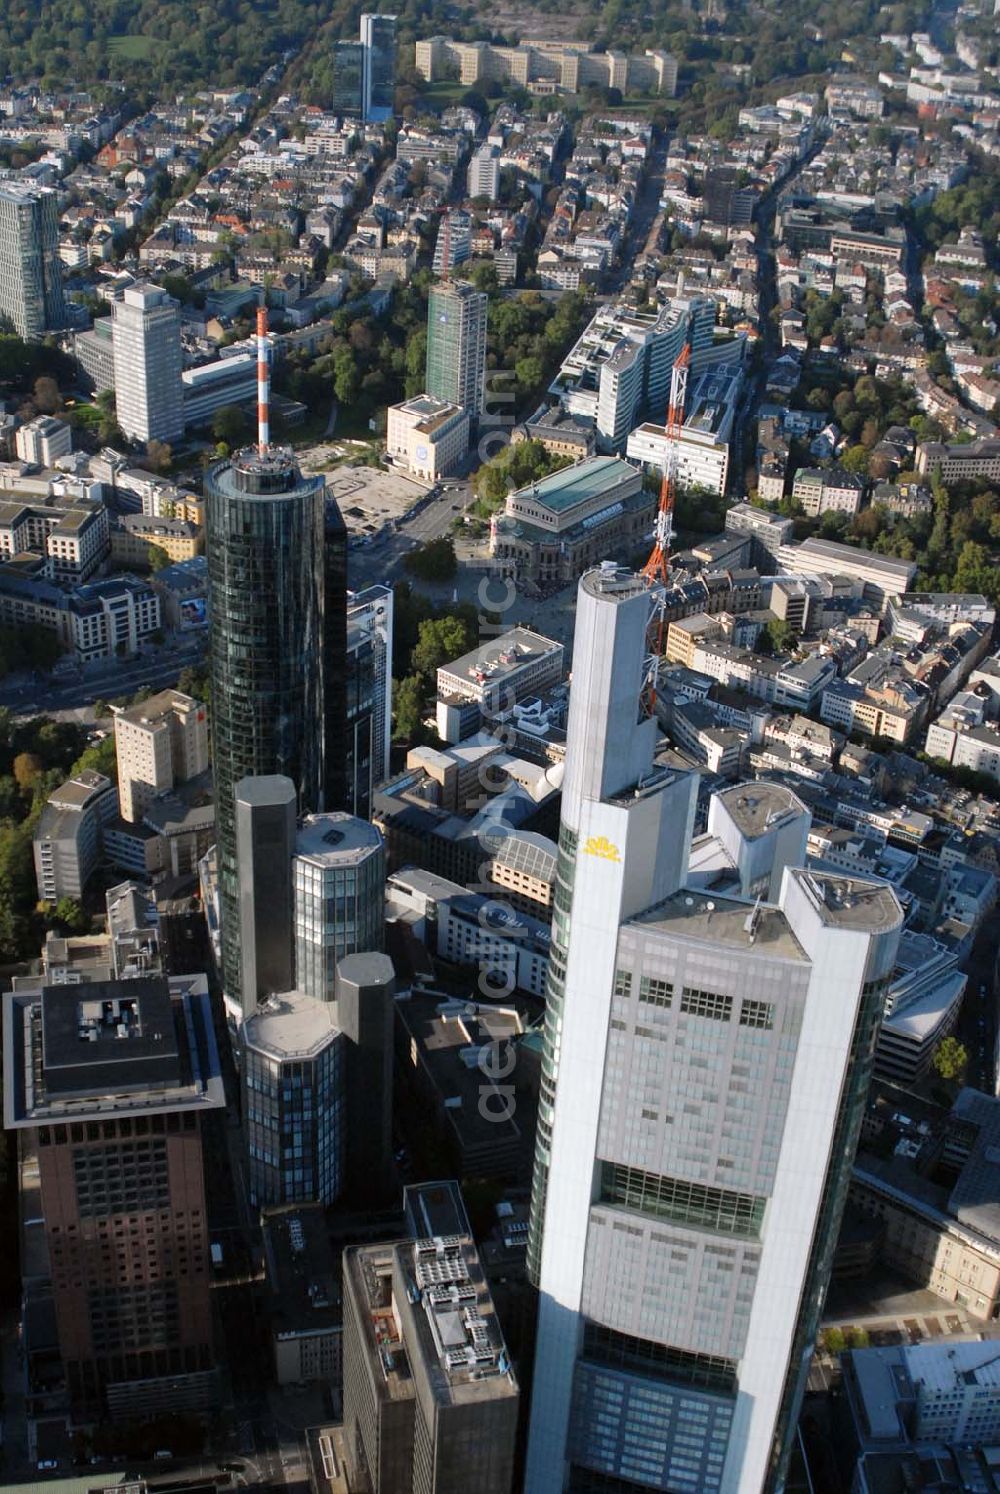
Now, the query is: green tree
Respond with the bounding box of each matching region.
[403,537,458,584]
[144,439,172,474]
[211,403,249,447]
[821,1327,846,1354]
[392,673,429,742]
[147,544,170,573]
[411,613,477,679]
[840,445,871,476]
[333,346,360,404]
[933,1036,968,1081]
[33,374,62,414]
[52,897,89,933]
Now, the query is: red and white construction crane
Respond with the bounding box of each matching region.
[641,341,690,585]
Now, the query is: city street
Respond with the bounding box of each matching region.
[0,635,207,717]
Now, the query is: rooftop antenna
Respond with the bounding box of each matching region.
[256,305,271,454]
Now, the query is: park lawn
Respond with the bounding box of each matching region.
[108,34,166,61]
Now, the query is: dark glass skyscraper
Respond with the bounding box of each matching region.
[332,39,365,117]
[206,443,347,1012]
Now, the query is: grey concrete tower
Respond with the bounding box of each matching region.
[235,774,297,1018]
[336,951,395,1202]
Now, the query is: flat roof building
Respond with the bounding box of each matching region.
[342,1181,519,1494]
[3,974,224,1418]
[386,394,469,483]
[113,687,208,824]
[263,1205,343,1386]
[33,768,118,903]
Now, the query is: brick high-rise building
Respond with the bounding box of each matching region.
[3,974,225,1418]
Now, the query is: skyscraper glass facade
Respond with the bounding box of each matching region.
[0,183,65,341]
[293,813,385,1003]
[206,446,347,1006]
[333,39,365,116]
[426,283,488,417]
[361,13,397,121]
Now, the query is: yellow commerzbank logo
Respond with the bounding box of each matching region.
[583,835,621,862]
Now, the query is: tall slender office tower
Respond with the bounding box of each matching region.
[525,563,904,1494]
[360,13,397,122]
[426,282,488,418]
[206,311,347,1014]
[0,182,64,340]
[112,282,184,444]
[333,38,366,116]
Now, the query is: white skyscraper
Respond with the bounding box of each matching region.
[112,282,184,445]
[525,563,904,1494]
[360,12,397,123]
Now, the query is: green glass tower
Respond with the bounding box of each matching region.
[425,281,488,417]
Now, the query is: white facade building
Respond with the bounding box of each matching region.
[385,393,470,482]
[468,143,501,201]
[524,563,903,1494]
[15,416,72,466]
[626,366,741,496]
[112,282,184,445]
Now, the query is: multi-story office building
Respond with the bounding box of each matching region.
[346,585,394,820]
[112,283,184,445]
[333,39,366,116]
[206,437,347,1010]
[626,365,741,497]
[551,296,727,453]
[414,36,677,96]
[342,1178,519,1494]
[703,166,757,228]
[361,13,397,122]
[33,768,119,902]
[431,212,472,277]
[426,282,488,418]
[3,973,224,1417]
[0,496,109,583]
[240,951,395,1208]
[15,415,72,466]
[113,688,209,823]
[0,182,65,340]
[235,774,297,1019]
[525,563,904,1493]
[386,395,470,482]
[293,812,385,1003]
[435,626,564,743]
[181,353,257,431]
[242,987,345,1207]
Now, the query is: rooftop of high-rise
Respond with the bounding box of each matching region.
[207,443,320,499]
[634,886,808,962]
[295,811,383,867]
[715,782,808,840]
[242,989,341,1062]
[3,973,225,1128]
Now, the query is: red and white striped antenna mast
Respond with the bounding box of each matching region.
[256,305,271,453]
